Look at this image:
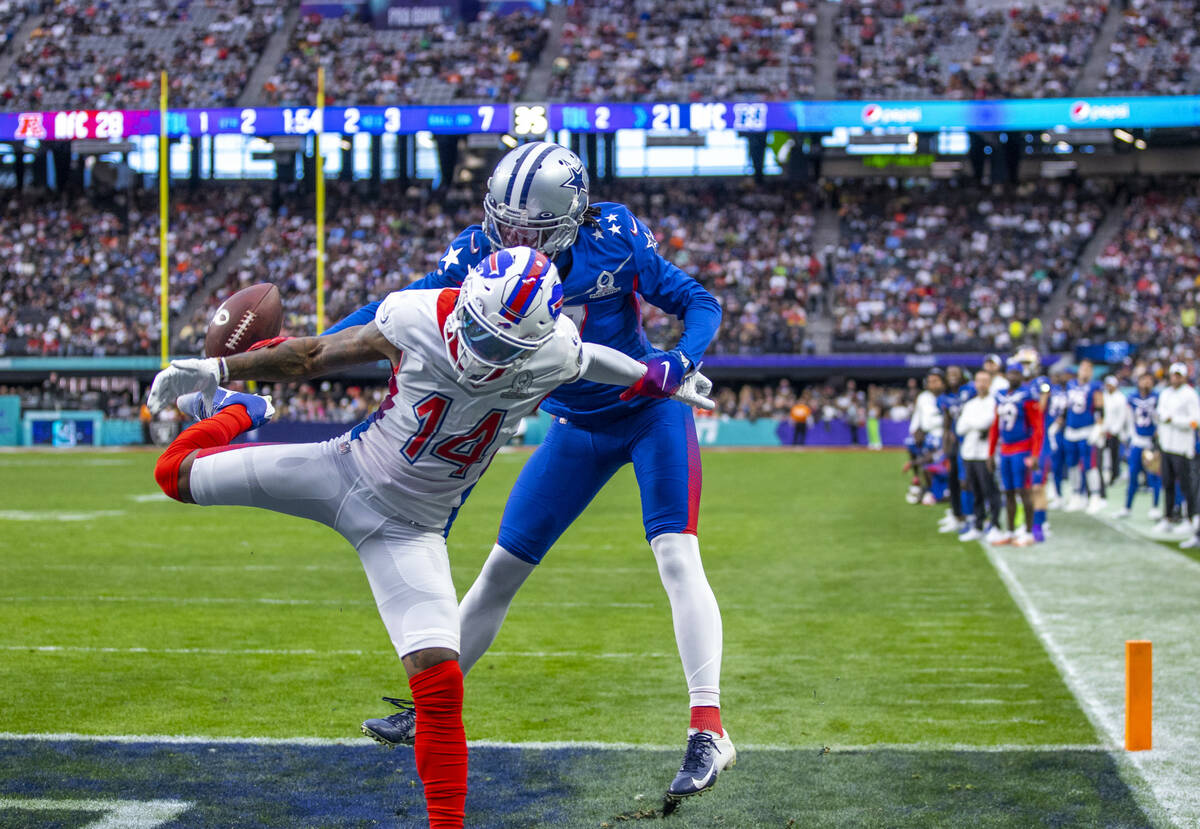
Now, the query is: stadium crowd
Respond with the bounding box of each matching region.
[261,9,548,106]
[548,0,817,102]
[830,180,1107,353]
[0,190,257,358]
[834,0,1105,100]
[4,0,281,110]
[1099,0,1200,96]
[1057,178,1200,360]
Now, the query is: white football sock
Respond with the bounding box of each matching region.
[1086,468,1101,496]
[651,533,723,709]
[456,544,535,677]
[1069,466,1082,496]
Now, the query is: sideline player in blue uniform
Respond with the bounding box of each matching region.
[1062,359,1105,513]
[937,366,976,534]
[1042,367,1070,508]
[988,358,1044,546]
[1117,372,1163,520]
[324,143,732,800]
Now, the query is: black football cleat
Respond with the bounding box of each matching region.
[361,696,417,748]
[663,728,736,812]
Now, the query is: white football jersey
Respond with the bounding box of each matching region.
[344,288,583,532]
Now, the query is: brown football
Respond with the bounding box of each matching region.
[203,283,283,357]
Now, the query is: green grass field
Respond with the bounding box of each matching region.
[0,449,1159,827]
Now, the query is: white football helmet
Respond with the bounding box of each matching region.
[444,246,564,384]
[483,141,589,257]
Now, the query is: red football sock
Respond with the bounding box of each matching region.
[410,660,468,829]
[690,705,723,734]
[154,406,252,501]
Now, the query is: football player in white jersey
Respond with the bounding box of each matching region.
[146,248,713,829]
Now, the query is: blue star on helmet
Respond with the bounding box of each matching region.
[559,164,587,197]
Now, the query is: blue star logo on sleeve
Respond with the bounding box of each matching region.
[560,165,587,196]
[440,245,462,268]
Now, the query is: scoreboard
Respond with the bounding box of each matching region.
[1,105,508,141]
[1,96,1199,141]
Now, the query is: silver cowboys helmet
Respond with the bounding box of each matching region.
[483,141,589,257]
[445,246,565,384]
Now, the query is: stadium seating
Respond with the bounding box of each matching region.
[1098,0,1200,96]
[835,0,1105,99]
[175,185,479,354]
[261,10,548,106]
[3,0,280,110]
[0,191,257,357]
[548,0,817,102]
[829,181,1106,353]
[1056,178,1200,355]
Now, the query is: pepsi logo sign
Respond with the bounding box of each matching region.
[1069,100,1131,123]
[861,104,922,125]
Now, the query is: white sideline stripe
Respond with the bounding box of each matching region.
[977,505,1200,828]
[0,731,1106,753]
[0,644,675,660]
[0,797,192,829]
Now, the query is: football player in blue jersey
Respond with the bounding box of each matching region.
[1117,372,1163,520]
[1042,366,1070,509]
[323,143,732,801]
[1062,359,1106,513]
[987,358,1044,546]
[936,366,976,535]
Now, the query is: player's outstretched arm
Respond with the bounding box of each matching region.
[579,344,715,410]
[224,322,401,381]
[148,324,400,413]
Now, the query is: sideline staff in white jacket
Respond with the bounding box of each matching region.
[1155,362,1200,532]
[1102,374,1129,486]
[956,370,1001,541]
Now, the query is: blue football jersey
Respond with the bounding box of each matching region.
[390,202,721,423]
[1065,379,1102,429]
[1128,391,1158,438]
[995,383,1040,447]
[938,382,976,427]
[1046,382,1068,425]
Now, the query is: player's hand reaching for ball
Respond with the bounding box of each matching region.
[148,357,222,414]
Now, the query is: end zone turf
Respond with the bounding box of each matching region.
[0,737,1152,829]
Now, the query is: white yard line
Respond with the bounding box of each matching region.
[0,731,1103,753]
[0,644,676,660]
[979,509,1200,828]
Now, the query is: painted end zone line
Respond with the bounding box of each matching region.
[0,797,192,829]
[0,731,1105,754]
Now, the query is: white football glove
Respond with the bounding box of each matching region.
[147,357,222,415]
[672,370,715,411]
[1087,423,1106,447]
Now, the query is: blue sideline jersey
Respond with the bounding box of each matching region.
[1065,379,1102,430]
[1128,391,1158,443]
[326,202,721,424]
[937,382,976,428]
[1046,381,1068,427]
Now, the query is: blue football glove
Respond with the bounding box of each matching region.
[620,350,688,401]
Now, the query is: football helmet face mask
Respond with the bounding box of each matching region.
[483,142,589,258]
[444,246,565,384]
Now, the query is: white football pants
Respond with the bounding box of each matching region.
[190,440,460,657]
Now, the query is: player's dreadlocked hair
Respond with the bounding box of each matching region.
[581,205,603,226]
